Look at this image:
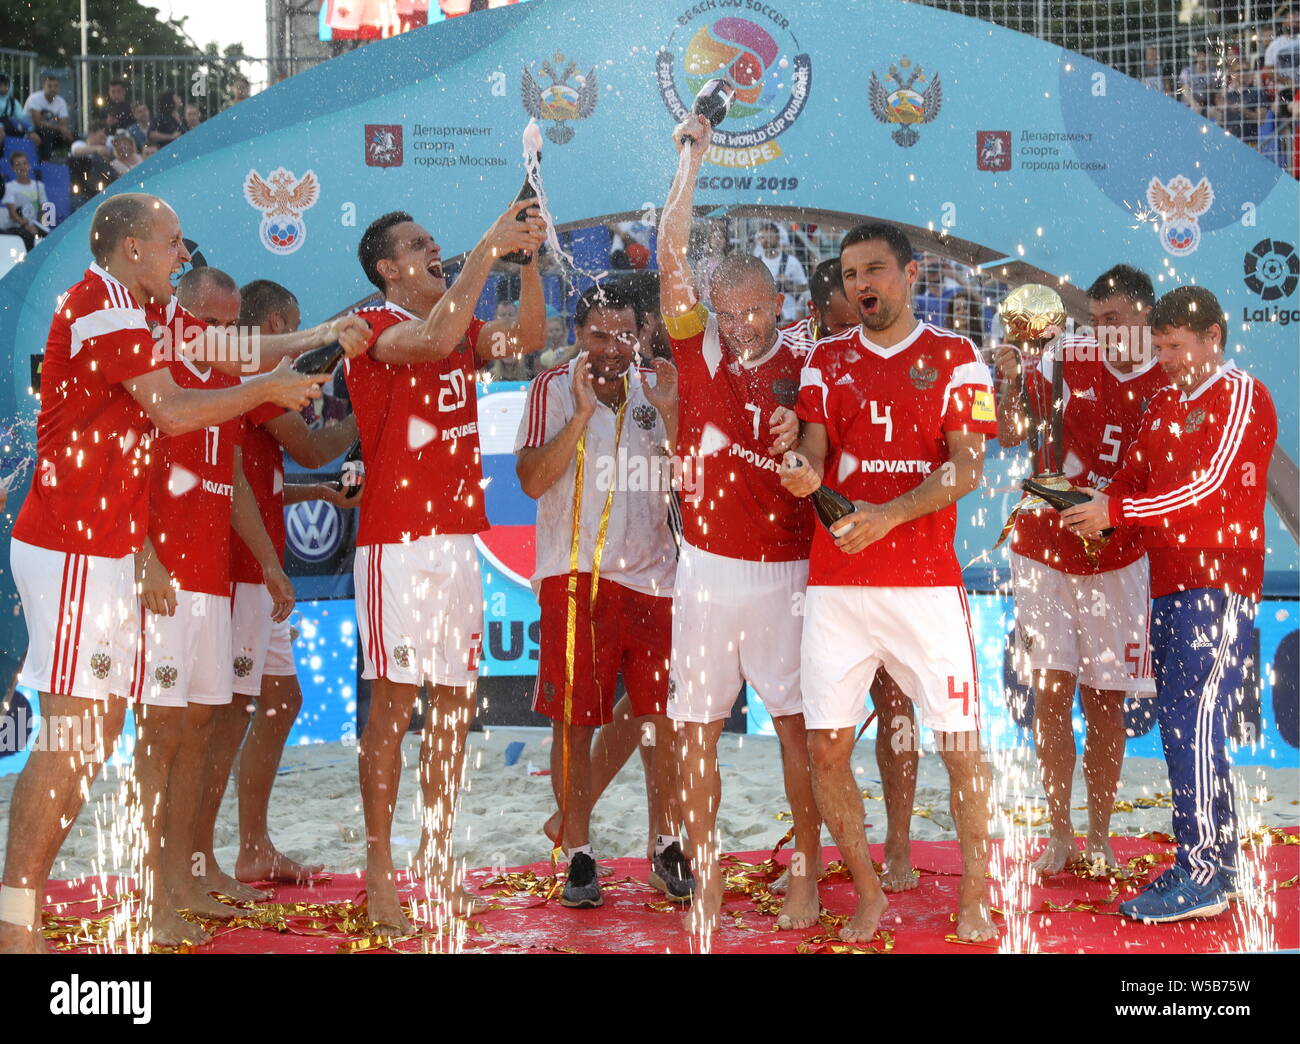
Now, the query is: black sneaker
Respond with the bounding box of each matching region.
[561,852,602,908]
[649,841,696,901]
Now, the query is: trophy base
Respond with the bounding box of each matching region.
[1018,471,1071,511]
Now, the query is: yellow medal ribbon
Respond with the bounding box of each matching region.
[553,374,629,864]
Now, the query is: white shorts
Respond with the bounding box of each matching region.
[801,586,982,734]
[231,582,296,696]
[354,533,484,688]
[1010,553,1155,694]
[138,591,233,707]
[667,543,808,724]
[11,539,138,702]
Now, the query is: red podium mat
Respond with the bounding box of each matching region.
[38,829,1298,954]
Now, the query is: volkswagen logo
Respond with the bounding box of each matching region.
[285,500,342,563]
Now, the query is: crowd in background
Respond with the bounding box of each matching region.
[1147,5,1299,173]
[480,215,1010,386]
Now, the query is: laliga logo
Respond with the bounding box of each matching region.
[1146,174,1214,256]
[244,168,320,256]
[286,500,342,563]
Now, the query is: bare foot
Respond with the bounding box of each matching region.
[775,872,820,930]
[1032,834,1081,876]
[366,876,413,935]
[956,875,997,942]
[174,887,242,921]
[425,885,490,919]
[146,907,212,948]
[199,868,269,903]
[839,888,889,944]
[878,847,920,894]
[683,873,723,939]
[235,846,323,885]
[771,859,824,894]
[1081,834,1117,871]
[0,922,43,954]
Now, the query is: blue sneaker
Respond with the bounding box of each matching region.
[1119,866,1229,924]
[1218,862,1242,901]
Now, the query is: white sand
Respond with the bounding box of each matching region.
[1,727,1296,881]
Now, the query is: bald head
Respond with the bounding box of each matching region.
[176,266,240,327]
[710,253,778,297]
[89,192,166,265]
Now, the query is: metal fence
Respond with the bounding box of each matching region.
[71,55,326,134]
[0,49,39,109]
[910,1,1298,177]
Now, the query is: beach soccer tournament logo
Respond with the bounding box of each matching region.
[243,167,320,255]
[656,6,811,169]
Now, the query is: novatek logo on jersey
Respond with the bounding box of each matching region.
[656,4,811,169]
[286,500,343,563]
[976,131,1011,172]
[364,125,403,167]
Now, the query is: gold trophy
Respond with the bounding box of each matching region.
[993,284,1109,557]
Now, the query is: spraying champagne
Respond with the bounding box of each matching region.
[680,78,736,144]
[785,452,856,534]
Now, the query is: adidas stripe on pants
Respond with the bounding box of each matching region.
[1150,587,1256,885]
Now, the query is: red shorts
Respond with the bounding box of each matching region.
[532,574,671,727]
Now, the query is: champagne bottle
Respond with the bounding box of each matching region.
[501,159,540,266]
[292,341,344,376]
[681,78,736,143]
[1021,477,1113,537]
[333,440,364,499]
[811,483,857,534]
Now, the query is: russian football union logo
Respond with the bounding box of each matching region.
[154,665,178,690]
[521,53,598,145]
[244,167,319,256]
[656,7,812,169]
[869,56,943,148]
[1243,239,1299,301]
[393,645,414,670]
[1184,408,1207,433]
[1146,175,1214,256]
[233,655,254,678]
[632,404,657,430]
[908,363,938,390]
[364,125,403,168]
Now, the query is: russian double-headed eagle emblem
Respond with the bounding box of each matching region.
[869,56,943,147]
[521,52,598,145]
[1146,174,1215,256]
[244,167,320,256]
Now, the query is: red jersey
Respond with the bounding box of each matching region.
[1011,338,1171,575]
[664,304,814,562]
[14,264,167,557]
[796,322,998,587]
[1105,362,1276,600]
[230,401,287,585]
[344,302,487,546]
[148,352,243,596]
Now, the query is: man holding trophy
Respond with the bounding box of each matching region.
[994,266,1169,875]
[1063,285,1277,923]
